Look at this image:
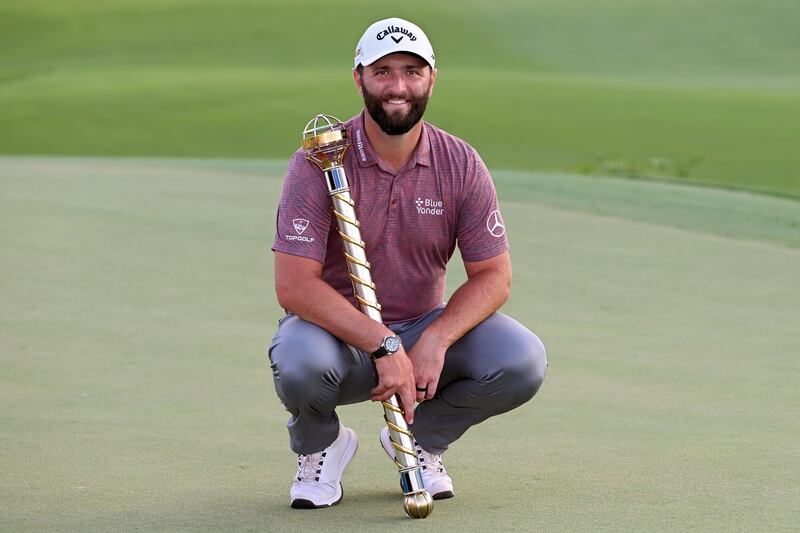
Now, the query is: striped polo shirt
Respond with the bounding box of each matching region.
[272,111,508,323]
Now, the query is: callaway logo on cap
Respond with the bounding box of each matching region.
[354,17,436,68]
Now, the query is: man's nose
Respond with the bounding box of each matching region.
[388,72,407,92]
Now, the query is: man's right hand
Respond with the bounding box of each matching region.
[369,347,416,424]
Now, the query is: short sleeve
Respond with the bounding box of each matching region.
[271,150,332,263]
[455,151,509,262]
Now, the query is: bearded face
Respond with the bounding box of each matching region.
[359,68,433,136]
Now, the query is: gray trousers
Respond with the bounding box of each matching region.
[268,305,547,455]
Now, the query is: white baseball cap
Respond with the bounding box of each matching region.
[354,18,436,69]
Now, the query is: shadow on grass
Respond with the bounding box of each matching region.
[75,488,428,532]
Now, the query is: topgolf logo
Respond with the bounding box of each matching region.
[293,218,309,235]
[285,217,314,243]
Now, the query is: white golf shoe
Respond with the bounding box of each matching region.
[290,425,358,509]
[379,426,454,499]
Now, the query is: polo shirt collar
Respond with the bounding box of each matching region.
[350,112,378,168]
[350,111,431,170]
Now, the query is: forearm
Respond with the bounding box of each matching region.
[278,276,391,353]
[425,267,510,348]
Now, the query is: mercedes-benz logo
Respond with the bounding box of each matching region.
[486,210,505,238]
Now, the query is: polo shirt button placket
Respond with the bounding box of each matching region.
[387,178,400,227]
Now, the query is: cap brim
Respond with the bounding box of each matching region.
[358,51,433,68]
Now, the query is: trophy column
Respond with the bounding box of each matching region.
[301,114,433,519]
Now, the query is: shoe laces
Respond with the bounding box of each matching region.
[415,443,446,475]
[295,451,326,482]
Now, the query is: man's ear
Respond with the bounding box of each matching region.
[353,68,364,97]
[428,67,437,97]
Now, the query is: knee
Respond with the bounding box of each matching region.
[274,352,343,410]
[269,322,344,403]
[274,343,338,386]
[500,335,548,406]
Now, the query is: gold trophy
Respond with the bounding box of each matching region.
[301,114,434,519]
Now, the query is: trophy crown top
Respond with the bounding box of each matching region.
[303,114,344,139]
[302,114,351,171]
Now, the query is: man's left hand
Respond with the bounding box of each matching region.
[406,331,449,402]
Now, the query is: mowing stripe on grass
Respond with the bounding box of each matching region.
[1,157,798,531]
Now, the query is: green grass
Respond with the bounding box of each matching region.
[2,1,799,529]
[2,157,799,531]
[1,0,799,197]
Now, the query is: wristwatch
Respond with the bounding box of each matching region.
[371,335,402,359]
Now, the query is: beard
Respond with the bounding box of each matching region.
[361,82,431,136]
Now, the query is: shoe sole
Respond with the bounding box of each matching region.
[378,430,454,500]
[290,487,343,509]
[291,429,358,509]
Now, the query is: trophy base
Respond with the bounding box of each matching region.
[403,491,434,519]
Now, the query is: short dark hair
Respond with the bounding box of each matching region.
[355,60,432,77]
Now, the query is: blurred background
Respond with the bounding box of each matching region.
[1,0,798,196]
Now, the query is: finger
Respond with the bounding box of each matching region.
[425,378,439,400]
[370,382,388,398]
[373,390,398,402]
[371,383,396,401]
[371,391,392,402]
[415,384,427,403]
[397,390,414,424]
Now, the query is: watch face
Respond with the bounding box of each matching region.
[385,336,401,353]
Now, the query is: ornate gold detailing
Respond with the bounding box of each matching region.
[343,251,370,269]
[302,129,346,152]
[302,115,351,171]
[333,192,355,206]
[334,210,360,227]
[339,232,365,248]
[404,491,434,519]
[349,272,376,290]
[390,441,416,456]
[302,113,432,519]
[354,294,381,311]
[385,419,413,437]
[381,401,403,413]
